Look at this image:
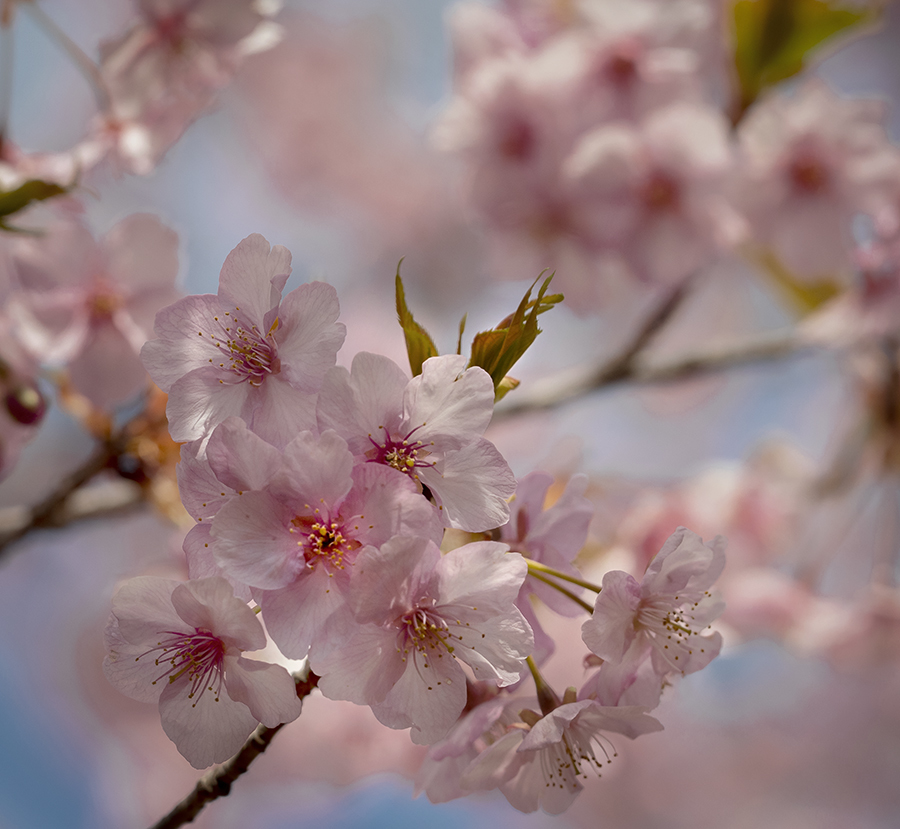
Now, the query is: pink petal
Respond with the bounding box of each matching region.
[276,281,345,392]
[217,233,290,330]
[224,655,303,727]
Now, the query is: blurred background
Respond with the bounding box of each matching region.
[1,1,900,827]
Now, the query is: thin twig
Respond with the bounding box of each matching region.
[495,326,811,419]
[0,430,135,560]
[150,672,320,829]
[495,280,693,419]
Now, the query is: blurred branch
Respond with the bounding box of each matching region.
[0,429,141,561]
[0,397,171,561]
[495,326,812,419]
[150,672,320,829]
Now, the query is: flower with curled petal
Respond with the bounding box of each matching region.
[582,526,725,678]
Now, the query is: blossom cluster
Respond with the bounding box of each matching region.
[97,233,727,815]
[436,0,900,308]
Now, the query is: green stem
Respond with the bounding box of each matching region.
[527,569,594,614]
[526,559,601,593]
[525,656,559,717]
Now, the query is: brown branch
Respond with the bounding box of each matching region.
[150,672,320,829]
[0,430,137,561]
[495,326,811,419]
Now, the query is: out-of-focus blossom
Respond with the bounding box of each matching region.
[317,352,515,532]
[313,537,533,745]
[141,233,345,446]
[9,213,181,408]
[565,101,741,285]
[734,79,900,283]
[103,575,303,768]
[89,0,282,175]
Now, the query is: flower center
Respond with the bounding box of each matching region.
[137,629,226,706]
[788,153,830,195]
[368,426,435,477]
[205,311,281,386]
[641,170,680,212]
[396,605,458,678]
[538,724,616,791]
[292,514,361,571]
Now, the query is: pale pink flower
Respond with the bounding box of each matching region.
[564,102,740,285]
[312,537,533,745]
[103,575,303,768]
[582,526,725,677]
[9,213,181,407]
[317,352,515,532]
[208,428,442,658]
[177,417,285,599]
[92,0,281,175]
[141,233,345,445]
[735,79,900,282]
[461,696,662,814]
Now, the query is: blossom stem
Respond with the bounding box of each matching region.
[527,569,595,614]
[526,560,601,593]
[525,656,560,717]
[23,1,111,111]
[149,672,319,829]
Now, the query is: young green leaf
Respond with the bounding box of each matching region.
[732,0,873,120]
[469,272,561,401]
[395,262,439,376]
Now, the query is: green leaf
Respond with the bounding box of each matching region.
[733,0,873,116]
[0,179,70,225]
[395,262,439,377]
[755,248,841,314]
[468,272,561,400]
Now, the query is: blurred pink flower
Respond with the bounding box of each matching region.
[10,213,181,408]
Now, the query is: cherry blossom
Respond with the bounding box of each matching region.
[735,79,900,282]
[312,537,533,745]
[141,233,345,445]
[9,214,181,408]
[317,352,515,531]
[208,428,442,658]
[103,576,303,768]
[461,693,662,814]
[582,526,725,677]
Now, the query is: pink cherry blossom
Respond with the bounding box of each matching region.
[735,79,900,282]
[312,537,533,745]
[103,575,303,768]
[461,696,662,814]
[177,416,285,599]
[141,233,345,445]
[208,428,442,658]
[317,352,515,531]
[582,526,725,677]
[91,0,281,175]
[9,213,181,408]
